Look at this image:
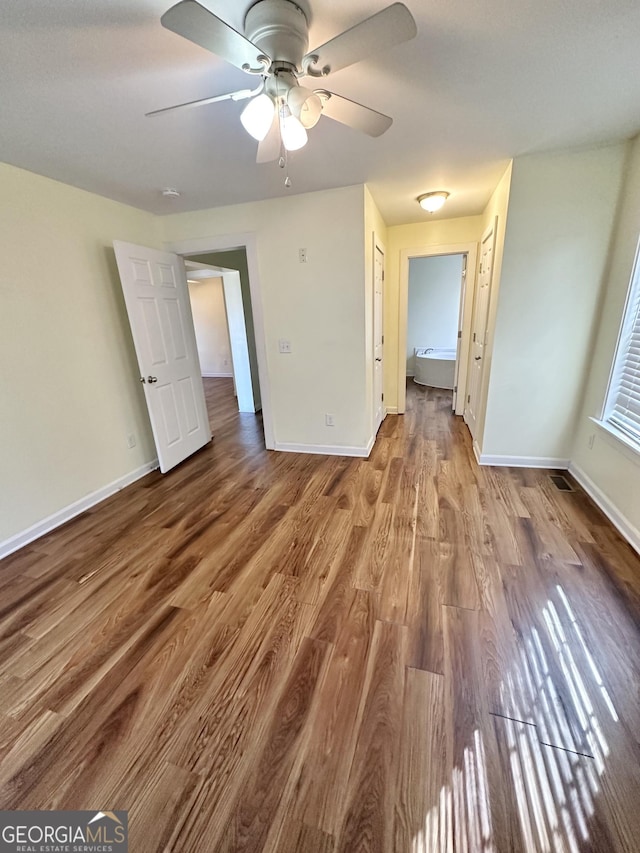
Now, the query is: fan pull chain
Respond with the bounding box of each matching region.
[275,74,292,188]
[280,150,292,188]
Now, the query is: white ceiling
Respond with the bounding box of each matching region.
[1,0,639,225]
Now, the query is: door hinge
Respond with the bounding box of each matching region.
[382,270,385,282]
[467,394,471,403]
[382,334,384,344]
[381,392,384,401]
[457,330,462,339]
[454,385,457,393]
[473,332,476,342]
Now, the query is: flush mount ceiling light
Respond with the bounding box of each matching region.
[418,191,450,213]
[149,0,418,179]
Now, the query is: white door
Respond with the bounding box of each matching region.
[464,222,496,440]
[452,254,467,412]
[113,241,211,473]
[374,244,385,432]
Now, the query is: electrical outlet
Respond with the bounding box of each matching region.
[325,413,335,427]
[587,433,595,450]
[127,433,136,449]
[279,339,292,353]
[299,248,308,263]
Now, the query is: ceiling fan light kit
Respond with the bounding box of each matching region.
[240,93,276,140]
[153,0,417,172]
[418,191,450,213]
[280,110,308,150]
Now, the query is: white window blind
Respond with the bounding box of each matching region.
[606,241,640,445]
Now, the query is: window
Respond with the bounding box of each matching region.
[603,238,640,448]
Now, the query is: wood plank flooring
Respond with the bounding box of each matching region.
[1,378,640,852]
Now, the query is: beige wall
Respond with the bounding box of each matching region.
[160,185,370,451]
[187,277,232,376]
[0,163,159,545]
[570,134,640,544]
[385,215,484,411]
[482,144,626,461]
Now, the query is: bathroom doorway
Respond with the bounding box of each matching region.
[397,242,477,415]
[407,254,464,391]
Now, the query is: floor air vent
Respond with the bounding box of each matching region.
[549,474,574,492]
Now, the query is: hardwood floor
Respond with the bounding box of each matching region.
[1,377,639,852]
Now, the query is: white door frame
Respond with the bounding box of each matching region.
[397,242,478,415]
[373,232,386,434]
[164,233,274,450]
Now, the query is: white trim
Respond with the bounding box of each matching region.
[202,372,233,378]
[569,462,640,556]
[274,437,375,458]
[476,453,570,469]
[386,406,398,415]
[164,233,274,450]
[473,440,482,464]
[590,416,640,465]
[372,232,386,437]
[398,242,478,416]
[464,219,497,441]
[0,461,158,560]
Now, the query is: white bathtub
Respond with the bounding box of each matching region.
[414,347,456,389]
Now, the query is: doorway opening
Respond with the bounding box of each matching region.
[165,233,274,451]
[407,254,464,393]
[185,249,263,445]
[398,242,477,417]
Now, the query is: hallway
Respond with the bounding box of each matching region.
[0,378,639,851]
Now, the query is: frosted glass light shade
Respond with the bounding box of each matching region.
[418,191,450,213]
[281,114,308,151]
[288,87,322,129]
[240,94,275,141]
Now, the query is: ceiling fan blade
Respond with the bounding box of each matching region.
[256,114,281,163]
[317,91,392,137]
[304,3,416,76]
[161,0,268,72]
[146,86,260,117]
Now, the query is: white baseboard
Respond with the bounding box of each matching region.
[202,372,233,378]
[472,440,482,464]
[274,437,374,458]
[0,460,159,560]
[386,406,399,415]
[476,453,570,469]
[568,462,640,556]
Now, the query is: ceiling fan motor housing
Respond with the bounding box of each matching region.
[244,0,309,70]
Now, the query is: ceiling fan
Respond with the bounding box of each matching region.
[148,0,417,163]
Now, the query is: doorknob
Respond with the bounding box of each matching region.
[375,358,382,362]
[147,376,158,383]
[475,356,481,361]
